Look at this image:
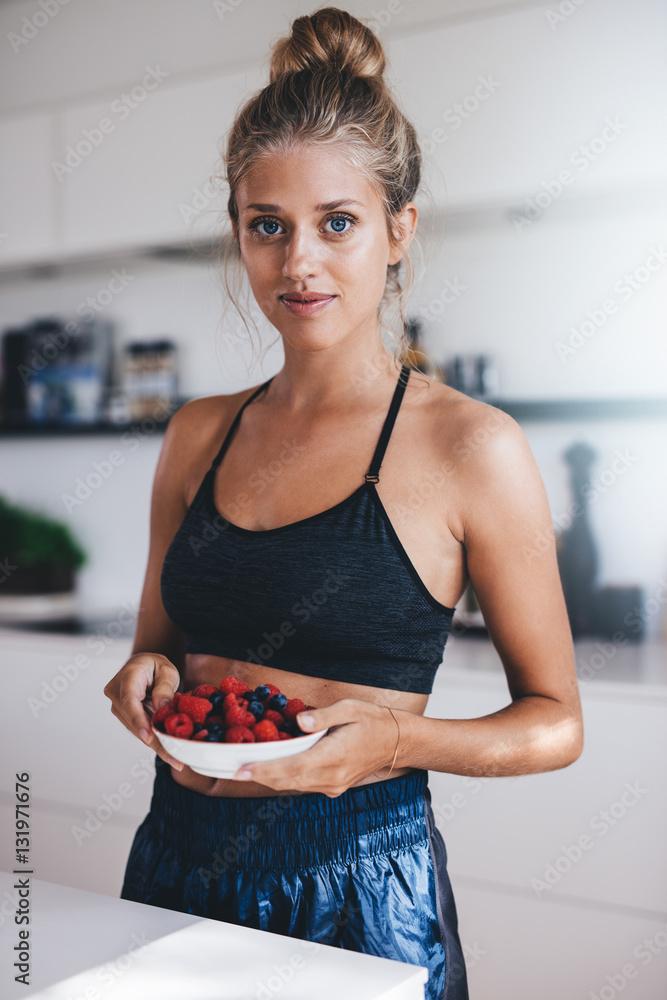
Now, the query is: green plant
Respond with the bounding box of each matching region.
[0,495,87,570]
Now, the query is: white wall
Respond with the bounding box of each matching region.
[1,0,666,633]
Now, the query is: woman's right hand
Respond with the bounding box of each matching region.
[103,652,185,770]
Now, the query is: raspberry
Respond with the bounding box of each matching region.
[193,729,209,741]
[263,709,285,728]
[164,713,194,739]
[278,731,293,740]
[191,684,218,699]
[220,676,251,697]
[254,719,280,742]
[225,704,256,728]
[282,698,306,724]
[178,695,212,725]
[223,692,242,710]
[172,692,181,707]
[225,726,256,743]
[152,704,174,730]
[205,715,225,728]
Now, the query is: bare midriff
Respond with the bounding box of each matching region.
[168,653,429,798]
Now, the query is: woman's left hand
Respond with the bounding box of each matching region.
[232,698,405,797]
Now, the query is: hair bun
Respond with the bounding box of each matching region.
[269,7,385,83]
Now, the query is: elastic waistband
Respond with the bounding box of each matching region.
[148,759,431,871]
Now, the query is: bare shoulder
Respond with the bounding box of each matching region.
[412,373,523,460]
[411,374,537,536]
[162,386,262,501]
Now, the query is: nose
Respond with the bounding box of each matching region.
[281,227,320,282]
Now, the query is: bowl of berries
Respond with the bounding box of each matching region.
[150,676,328,779]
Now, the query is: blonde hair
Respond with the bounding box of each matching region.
[215,7,426,374]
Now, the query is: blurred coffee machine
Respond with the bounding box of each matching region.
[1,316,115,426]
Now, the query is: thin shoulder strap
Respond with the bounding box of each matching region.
[210,375,275,471]
[365,364,411,483]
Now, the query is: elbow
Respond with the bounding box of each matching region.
[559,713,584,768]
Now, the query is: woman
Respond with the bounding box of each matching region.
[104,9,584,999]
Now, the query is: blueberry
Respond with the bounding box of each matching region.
[268,693,288,711]
[247,700,265,719]
[239,690,254,702]
[203,732,222,742]
[254,684,271,701]
[192,723,204,733]
[208,691,223,711]
[206,722,222,734]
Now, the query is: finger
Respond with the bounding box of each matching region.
[151,660,180,710]
[234,729,344,785]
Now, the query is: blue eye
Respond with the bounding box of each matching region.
[257,219,281,236]
[327,217,350,233]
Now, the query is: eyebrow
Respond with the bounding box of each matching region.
[243,199,366,213]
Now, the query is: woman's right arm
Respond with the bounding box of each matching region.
[103,396,226,769]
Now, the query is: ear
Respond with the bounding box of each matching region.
[387,202,418,266]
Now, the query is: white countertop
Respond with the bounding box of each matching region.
[0,871,429,1000]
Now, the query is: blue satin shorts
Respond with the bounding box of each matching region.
[121,758,469,1000]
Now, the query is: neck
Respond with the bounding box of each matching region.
[265,342,403,412]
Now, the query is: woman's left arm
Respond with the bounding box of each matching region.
[396,407,585,778]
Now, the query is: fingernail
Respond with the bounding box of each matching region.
[235,770,253,781]
[298,714,314,729]
[139,729,151,744]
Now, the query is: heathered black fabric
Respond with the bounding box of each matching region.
[160,365,455,694]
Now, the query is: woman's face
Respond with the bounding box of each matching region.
[232,144,416,355]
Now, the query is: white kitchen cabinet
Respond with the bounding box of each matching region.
[59,68,262,254]
[0,112,58,264]
[389,0,667,208]
[426,642,667,915]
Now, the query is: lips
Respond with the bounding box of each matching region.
[280,293,334,302]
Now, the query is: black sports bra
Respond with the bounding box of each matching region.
[160,363,456,694]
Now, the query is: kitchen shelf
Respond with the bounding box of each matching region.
[1,395,666,437]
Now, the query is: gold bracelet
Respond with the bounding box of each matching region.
[385,706,401,777]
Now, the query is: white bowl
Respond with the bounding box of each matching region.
[152,724,329,779]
